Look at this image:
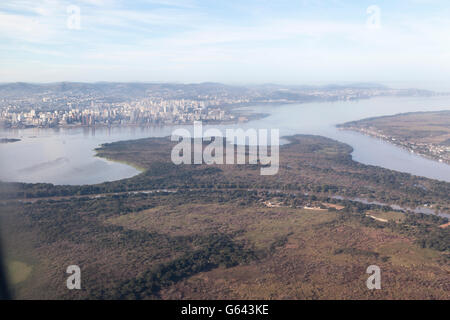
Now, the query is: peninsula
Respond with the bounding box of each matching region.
[338,111,450,164]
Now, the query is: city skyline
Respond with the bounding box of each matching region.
[1,82,433,129]
[1,0,450,88]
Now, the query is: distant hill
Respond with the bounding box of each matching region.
[0,81,394,97]
[0,82,250,99]
[0,82,436,103]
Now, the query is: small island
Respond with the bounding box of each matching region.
[338,111,450,164]
[0,138,21,144]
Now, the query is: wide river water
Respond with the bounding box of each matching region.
[1,96,450,185]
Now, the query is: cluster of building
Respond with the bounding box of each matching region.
[0,84,438,129]
[306,88,402,101]
[403,141,450,164]
[0,98,239,128]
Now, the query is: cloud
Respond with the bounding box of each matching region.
[1,0,450,84]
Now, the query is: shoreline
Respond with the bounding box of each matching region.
[0,94,408,130]
[338,127,450,166]
[94,149,147,174]
[2,97,450,187]
[337,110,450,166]
[0,138,21,144]
[0,104,270,130]
[0,112,269,130]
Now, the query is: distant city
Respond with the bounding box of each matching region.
[0,82,439,128]
[2,98,238,128]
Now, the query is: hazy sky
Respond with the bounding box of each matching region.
[1,0,450,86]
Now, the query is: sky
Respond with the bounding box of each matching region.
[1,0,450,88]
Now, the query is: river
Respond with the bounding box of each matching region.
[1,95,449,185]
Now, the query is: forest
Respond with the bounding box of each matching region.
[0,134,448,299]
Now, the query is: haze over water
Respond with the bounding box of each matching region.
[1,95,449,185]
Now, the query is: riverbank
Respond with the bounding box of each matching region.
[0,106,269,130]
[2,96,450,185]
[0,138,20,144]
[338,111,450,165]
[94,147,147,173]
